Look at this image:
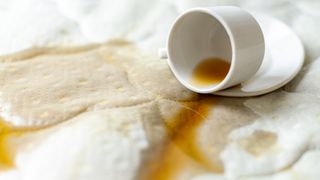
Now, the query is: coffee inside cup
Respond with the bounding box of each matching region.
[191,57,230,87]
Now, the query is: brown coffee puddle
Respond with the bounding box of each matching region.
[0,120,18,169]
[141,96,222,180]
[0,119,32,170]
[191,58,230,87]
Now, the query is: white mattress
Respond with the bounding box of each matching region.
[0,0,320,179]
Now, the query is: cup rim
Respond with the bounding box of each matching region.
[166,7,238,94]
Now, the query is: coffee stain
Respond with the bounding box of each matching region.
[0,119,36,170]
[0,44,258,178]
[191,58,230,87]
[140,96,222,180]
[0,120,19,169]
[238,130,278,156]
[137,96,259,180]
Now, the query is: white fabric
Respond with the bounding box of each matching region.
[0,0,320,179]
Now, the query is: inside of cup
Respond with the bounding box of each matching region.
[168,11,232,92]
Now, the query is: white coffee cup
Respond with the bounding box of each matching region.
[159,6,265,94]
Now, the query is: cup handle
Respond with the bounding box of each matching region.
[158,48,168,59]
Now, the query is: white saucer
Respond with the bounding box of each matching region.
[214,13,305,97]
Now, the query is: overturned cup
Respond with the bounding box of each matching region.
[159,6,265,94]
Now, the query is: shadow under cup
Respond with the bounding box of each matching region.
[167,11,233,93]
